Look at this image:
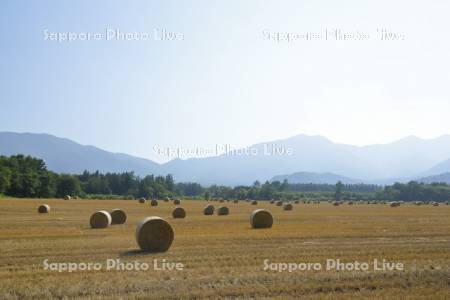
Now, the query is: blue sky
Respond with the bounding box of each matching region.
[1,0,449,162]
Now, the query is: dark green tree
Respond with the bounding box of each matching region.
[165,174,175,192]
[37,172,57,198]
[57,175,81,197]
[334,181,344,201]
[0,166,11,194]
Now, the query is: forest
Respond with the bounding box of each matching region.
[1,155,449,202]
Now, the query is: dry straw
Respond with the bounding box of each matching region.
[203,204,215,215]
[217,206,229,216]
[283,203,293,211]
[135,216,174,252]
[38,204,50,213]
[90,211,112,228]
[250,209,273,229]
[110,209,127,224]
[172,207,186,218]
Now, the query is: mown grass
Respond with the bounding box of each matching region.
[0,199,449,299]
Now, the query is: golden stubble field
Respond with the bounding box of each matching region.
[0,199,449,300]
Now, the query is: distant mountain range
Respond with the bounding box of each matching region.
[271,171,450,185]
[423,159,450,177]
[0,132,161,175]
[1,132,450,186]
[271,172,362,185]
[417,172,450,184]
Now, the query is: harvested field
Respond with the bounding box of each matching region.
[0,198,449,299]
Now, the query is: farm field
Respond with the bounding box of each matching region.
[0,199,449,299]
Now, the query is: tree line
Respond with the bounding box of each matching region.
[286,182,380,193]
[1,155,449,202]
[0,155,78,198]
[0,155,204,199]
[379,181,450,202]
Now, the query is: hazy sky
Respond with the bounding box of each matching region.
[1,1,449,162]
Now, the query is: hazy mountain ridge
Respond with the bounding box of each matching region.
[0,132,163,175]
[163,134,450,185]
[423,159,450,177]
[1,132,450,186]
[271,172,363,185]
[417,172,450,184]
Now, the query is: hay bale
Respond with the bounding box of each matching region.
[139,197,146,203]
[233,200,239,204]
[135,216,174,252]
[219,199,224,203]
[165,197,170,202]
[251,200,258,205]
[90,211,112,228]
[172,207,186,218]
[389,201,400,207]
[203,204,215,215]
[72,196,78,200]
[432,202,439,206]
[269,200,275,204]
[173,199,181,205]
[217,206,229,216]
[250,209,273,229]
[110,209,127,225]
[64,195,71,200]
[347,201,354,205]
[276,201,283,206]
[38,204,50,213]
[333,201,340,206]
[150,199,158,206]
[283,203,293,211]
[294,200,300,204]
